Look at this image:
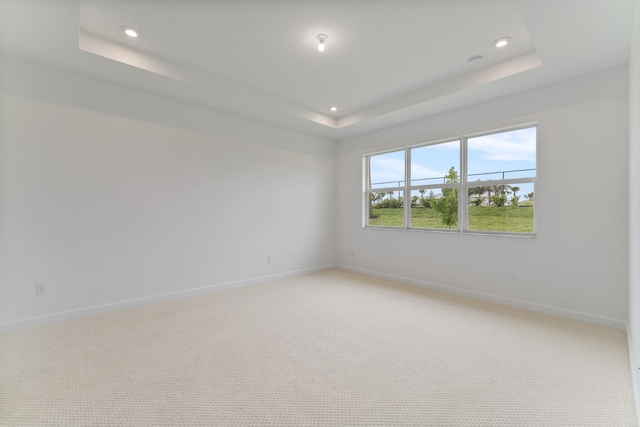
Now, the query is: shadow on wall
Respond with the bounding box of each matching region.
[0,54,336,158]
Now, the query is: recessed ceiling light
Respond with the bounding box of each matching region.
[316,34,327,52]
[122,27,139,38]
[330,106,337,112]
[494,37,511,48]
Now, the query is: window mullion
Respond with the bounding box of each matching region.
[461,137,467,232]
[364,156,370,227]
[405,148,411,229]
[410,183,459,191]
[368,186,404,193]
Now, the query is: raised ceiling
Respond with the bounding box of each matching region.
[0,0,636,140]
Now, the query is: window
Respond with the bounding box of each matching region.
[466,127,536,233]
[365,125,536,235]
[367,150,405,227]
[410,140,460,230]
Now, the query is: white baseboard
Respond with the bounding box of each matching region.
[0,264,336,333]
[1,262,626,333]
[337,264,627,331]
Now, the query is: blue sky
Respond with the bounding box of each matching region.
[370,127,536,198]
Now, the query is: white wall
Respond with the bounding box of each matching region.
[336,66,629,328]
[0,52,633,334]
[628,0,640,417]
[0,55,336,329]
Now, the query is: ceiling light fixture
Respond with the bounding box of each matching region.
[494,37,511,48]
[123,26,139,38]
[330,106,337,112]
[316,34,327,52]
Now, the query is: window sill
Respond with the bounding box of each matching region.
[363,225,536,239]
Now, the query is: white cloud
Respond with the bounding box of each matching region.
[370,158,452,187]
[411,163,448,181]
[468,129,536,162]
[370,157,404,185]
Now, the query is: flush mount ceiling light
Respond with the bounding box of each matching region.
[316,34,327,52]
[122,26,139,38]
[494,37,511,48]
[330,106,337,112]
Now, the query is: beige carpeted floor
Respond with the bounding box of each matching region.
[0,270,636,426]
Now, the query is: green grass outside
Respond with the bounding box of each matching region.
[368,206,534,233]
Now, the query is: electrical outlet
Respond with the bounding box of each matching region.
[351,250,355,256]
[266,256,271,263]
[35,283,47,295]
[509,273,517,283]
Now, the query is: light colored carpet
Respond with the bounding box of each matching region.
[0,269,636,426]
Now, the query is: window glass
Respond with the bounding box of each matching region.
[409,141,460,230]
[367,150,405,227]
[368,191,404,227]
[410,141,460,186]
[369,150,405,190]
[410,187,458,230]
[467,127,536,181]
[468,184,534,232]
[364,125,536,235]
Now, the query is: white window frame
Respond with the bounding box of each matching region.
[364,124,537,237]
